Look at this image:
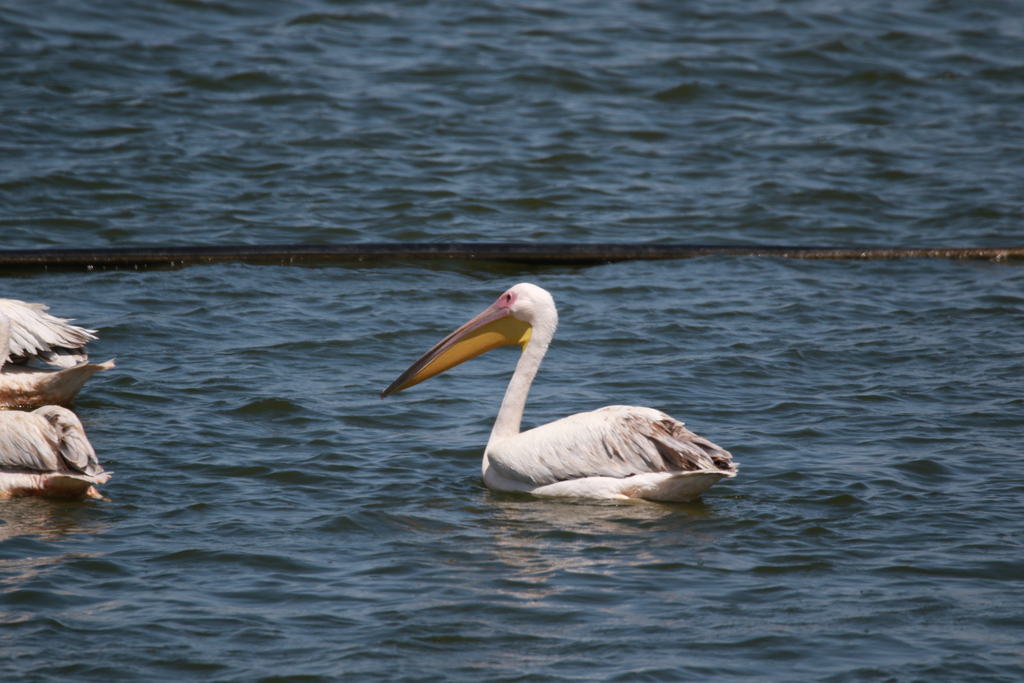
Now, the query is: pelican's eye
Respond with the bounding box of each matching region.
[496,291,518,309]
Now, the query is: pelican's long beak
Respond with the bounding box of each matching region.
[381,298,532,398]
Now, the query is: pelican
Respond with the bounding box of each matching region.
[0,299,114,409]
[381,283,737,503]
[0,405,109,499]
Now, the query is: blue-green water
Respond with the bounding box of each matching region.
[2,1,1023,681]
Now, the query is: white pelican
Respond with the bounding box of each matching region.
[0,299,114,409]
[0,405,109,499]
[381,283,737,503]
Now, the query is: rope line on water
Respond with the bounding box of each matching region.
[0,243,1021,271]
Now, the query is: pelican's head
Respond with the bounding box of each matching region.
[381,283,557,398]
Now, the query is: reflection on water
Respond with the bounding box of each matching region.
[0,499,109,592]
[0,498,108,545]
[485,496,722,585]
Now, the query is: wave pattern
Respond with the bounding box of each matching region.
[0,259,1022,681]
[0,0,1022,248]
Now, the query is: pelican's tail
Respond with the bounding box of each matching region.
[46,472,111,499]
[0,359,115,409]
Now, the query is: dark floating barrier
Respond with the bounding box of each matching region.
[0,243,1021,271]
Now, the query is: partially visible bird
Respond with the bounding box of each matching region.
[0,405,109,499]
[381,283,737,503]
[0,299,114,409]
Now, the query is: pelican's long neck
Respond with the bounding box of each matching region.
[487,311,556,448]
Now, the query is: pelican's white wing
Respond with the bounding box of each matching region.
[0,407,103,478]
[33,406,104,477]
[485,405,736,487]
[0,299,96,368]
[0,411,63,473]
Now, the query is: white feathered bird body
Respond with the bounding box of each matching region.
[484,406,736,502]
[0,406,110,499]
